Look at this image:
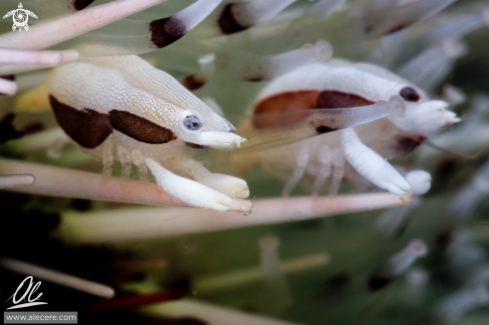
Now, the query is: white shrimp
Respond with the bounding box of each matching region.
[43,55,250,212]
[238,60,459,197]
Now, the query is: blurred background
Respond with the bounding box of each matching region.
[1,0,489,324]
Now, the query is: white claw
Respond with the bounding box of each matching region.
[195,132,247,149]
[342,128,411,196]
[196,173,250,198]
[145,158,233,211]
[391,99,460,134]
[423,100,461,124]
[405,170,432,195]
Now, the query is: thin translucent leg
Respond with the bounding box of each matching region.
[117,145,133,179]
[311,145,332,197]
[282,142,310,198]
[131,150,149,183]
[329,148,344,196]
[102,138,114,177]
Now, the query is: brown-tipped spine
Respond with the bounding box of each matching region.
[218,4,248,35]
[183,75,206,91]
[149,17,188,48]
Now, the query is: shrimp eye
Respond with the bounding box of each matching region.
[183,115,203,130]
[399,87,420,102]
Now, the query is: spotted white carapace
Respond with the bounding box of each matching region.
[238,60,460,197]
[44,55,250,211]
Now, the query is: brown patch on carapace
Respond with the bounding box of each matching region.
[73,0,95,11]
[0,75,15,81]
[218,4,248,35]
[149,17,187,48]
[252,90,320,129]
[317,90,374,108]
[395,135,426,155]
[183,75,205,91]
[252,90,374,130]
[49,95,113,149]
[109,110,177,144]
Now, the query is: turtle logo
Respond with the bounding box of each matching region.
[2,3,38,32]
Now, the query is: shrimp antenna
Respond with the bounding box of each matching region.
[424,139,482,160]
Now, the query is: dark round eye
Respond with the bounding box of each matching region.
[183,115,203,130]
[399,87,420,102]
